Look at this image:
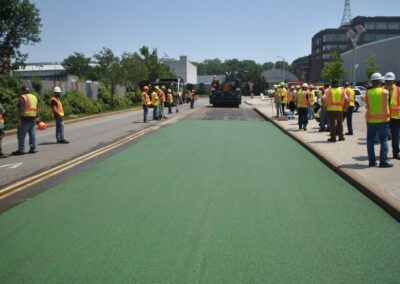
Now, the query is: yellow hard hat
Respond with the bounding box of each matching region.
[167,89,172,93]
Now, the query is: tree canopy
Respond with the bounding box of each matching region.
[321,52,348,82]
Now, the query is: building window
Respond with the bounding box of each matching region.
[322,54,332,60]
[365,22,375,30]
[322,34,347,42]
[388,22,400,30]
[376,22,387,29]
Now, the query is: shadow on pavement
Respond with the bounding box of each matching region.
[353,156,369,161]
[38,142,58,146]
[338,163,370,170]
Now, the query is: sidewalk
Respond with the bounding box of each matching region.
[246,96,400,218]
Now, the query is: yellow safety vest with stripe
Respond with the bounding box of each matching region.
[274,90,280,102]
[344,87,355,107]
[308,91,315,105]
[280,88,288,104]
[296,91,309,108]
[168,93,174,103]
[159,91,166,103]
[151,91,159,106]
[288,91,295,102]
[365,87,390,123]
[387,86,400,119]
[142,92,151,106]
[21,94,38,117]
[50,97,65,117]
[325,87,345,111]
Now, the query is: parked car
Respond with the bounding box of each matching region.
[354,89,365,112]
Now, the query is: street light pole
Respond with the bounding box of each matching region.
[351,39,357,86]
[276,56,285,82]
[346,25,365,86]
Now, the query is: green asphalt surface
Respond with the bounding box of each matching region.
[0,119,399,283]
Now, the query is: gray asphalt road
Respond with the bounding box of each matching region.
[0,100,208,188]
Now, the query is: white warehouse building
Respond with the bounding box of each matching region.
[341,36,400,83]
[162,56,197,84]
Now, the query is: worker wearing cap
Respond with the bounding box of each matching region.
[365,73,392,167]
[308,84,316,119]
[142,86,151,123]
[12,87,39,155]
[342,81,355,135]
[151,87,160,120]
[167,89,174,114]
[324,79,348,142]
[50,86,69,144]
[296,83,310,130]
[384,72,400,160]
[0,103,5,158]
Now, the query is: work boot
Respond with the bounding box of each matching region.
[369,161,377,167]
[57,139,69,144]
[338,137,345,141]
[393,155,400,160]
[327,138,336,142]
[28,149,37,154]
[12,150,25,156]
[345,132,353,135]
[379,162,393,168]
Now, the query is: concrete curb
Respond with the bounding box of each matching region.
[253,107,400,221]
[4,107,141,137]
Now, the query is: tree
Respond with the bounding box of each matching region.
[274,61,289,70]
[139,46,174,81]
[62,52,93,79]
[0,0,41,73]
[321,51,348,82]
[364,53,380,80]
[262,62,274,70]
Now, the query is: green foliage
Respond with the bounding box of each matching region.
[62,52,94,80]
[321,51,348,82]
[0,0,42,73]
[364,53,380,80]
[63,90,102,115]
[31,76,42,93]
[125,89,142,105]
[0,75,23,124]
[97,85,131,109]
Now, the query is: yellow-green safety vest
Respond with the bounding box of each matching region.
[365,87,390,123]
[21,94,38,117]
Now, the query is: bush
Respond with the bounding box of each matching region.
[125,89,141,105]
[97,85,132,109]
[0,75,23,125]
[63,90,102,115]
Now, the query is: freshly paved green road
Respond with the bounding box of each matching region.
[0,120,399,283]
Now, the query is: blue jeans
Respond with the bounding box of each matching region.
[143,105,148,122]
[298,108,308,128]
[153,105,159,120]
[55,116,64,141]
[275,102,281,117]
[367,122,389,163]
[307,105,314,119]
[320,106,329,129]
[190,99,194,109]
[343,106,354,134]
[17,120,36,152]
[390,118,400,156]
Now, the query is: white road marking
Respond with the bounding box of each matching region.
[0,162,23,169]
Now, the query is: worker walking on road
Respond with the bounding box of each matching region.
[141,86,151,123]
[151,88,160,120]
[189,89,196,109]
[296,83,310,131]
[167,89,174,114]
[342,81,355,135]
[0,103,5,158]
[50,87,69,144]
[325,79,348,142]
[12,87,39,155]
[384,72,400,160]
[365,73,392,167]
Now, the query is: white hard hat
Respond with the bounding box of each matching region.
[384,72,396,81]
[370,72,384,81]
[302,83,309,88]
[53,86,62,93]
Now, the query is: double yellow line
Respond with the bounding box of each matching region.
[0,122,166,201]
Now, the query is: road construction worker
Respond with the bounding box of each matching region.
[151,87,160,120]
[308,84,316,119]
[279,82,288,116]
[318,84,329,132]
[0,103,5,158]
[341,81,355,136]
[12,87,39,155]
[189,89,196,109]
[50,86,69,144]
[158,86,167,118]
[211,75,220,91]
[365,73,392,167]
[288,86,296,117]
[167,89,174,114]
[325,79,348,142]
[296,83,310,130]
[141,86,151,123]
[384,72,400,160]
[273,85,281,118]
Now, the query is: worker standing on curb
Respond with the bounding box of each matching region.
[50,87,69,144]
[12,87,39,155]
[384,72,400,160]
[365,73,392,168]
[308,84,316,119]
[296,83,310,131]
[325,79,348,142]
[318,85,329,132]
[151,87,160,120]
[167,89,174,114]
[279,82,288,116]
[274,85,281,118]
[342,81,355,135]
[288,86,296,118]
[0,103,5,158]
[141,86,151,123]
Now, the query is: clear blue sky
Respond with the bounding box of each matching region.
[22,0,400,64]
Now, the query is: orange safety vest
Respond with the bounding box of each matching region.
[365,87,390,123]
[387,86,400,119]
[325,88,345,111]
[288,91,295,102]
[21,94,38,117]
[142,92,150,106]
[50,97,65,117]
[296,91,309,108]
[159,91,166,103]
[0,113,3,125]
[168,93,174,103]
[344,87,355,107]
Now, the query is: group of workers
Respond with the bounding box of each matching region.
[273,71,399,168]
[0,86,69,158]
[141,85,196,123]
